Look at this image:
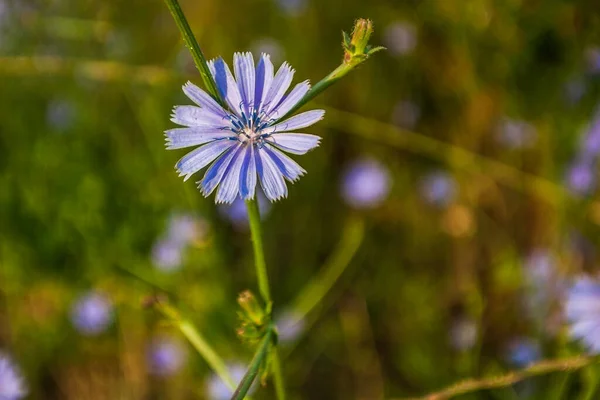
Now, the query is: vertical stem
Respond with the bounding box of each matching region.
[230,326,274,400]
[245,199,271,304]
[245,199,286,400]
[162,0,223,105]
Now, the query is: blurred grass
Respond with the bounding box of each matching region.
[2,0,600,399]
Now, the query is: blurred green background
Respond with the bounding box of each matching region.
[2,0,600,398]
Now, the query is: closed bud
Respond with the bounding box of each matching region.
[350,19,373,53]
[237,290,266,326]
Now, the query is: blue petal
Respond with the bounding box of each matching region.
[263,145,305,182]
[171,106,232,128]
[268,80,310,120]
[200,143,243,197]
[234,52,255,116]
[264,110,325,133]
[209,58,243,118]
[256,147,287,201]
[262,63,294,117]
[267,133,320,155]
[182,82,229,119]
[254,53,274,113]
[176,139,235,181]
[165,128,234,150]
[216,144,249,204]
[239,144,257,200]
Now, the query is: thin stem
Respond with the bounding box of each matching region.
[162,0,223,105]
[290,216,365,320]
[231,326,275,400]
[156,303,237,391]
[274,59,363,123]
[244,199,286,399]
[401,355,598,400]
[271,349,286,400]
[245,199,271,304]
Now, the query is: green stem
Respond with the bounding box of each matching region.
[245,199,271,304]
[244,199,286,399]
[156,303,237,391]
[231,326,275,400]
[162,0,223,105]
[275,58,364,123]
[290,216,365,319]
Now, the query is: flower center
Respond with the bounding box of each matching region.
[239,127,259,144]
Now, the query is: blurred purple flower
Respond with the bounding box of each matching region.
[276,0,306,16]
[564,79,586,105]
[565,276,600,353]
[566,161,595,196]
[580,110,600,159]
[341,159,391,209]
[147,336,187,376]
[0,353,27,400]
[275,312,305,343]
[419,171,457,208]
[219,192,271,229]
[391,100,421,129]
[151,238,183,272]
[449,318,478,351]
[167,213,205,245]
[495,118,537,149]
[71,292,113,336]
[506,338,541,367]
[524,249,562,319]
[46,100,75,132]
[206,363,249,400]
[251,38,285,65]
[383,22,417,56]
[585,47,600,75]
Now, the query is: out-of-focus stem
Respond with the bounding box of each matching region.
[401,355,598,400]
[289,216,365,320]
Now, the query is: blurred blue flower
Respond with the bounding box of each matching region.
[566,161,595,196]
[167,52,324,203]
[46,99,75,132]
[585,47,600,75]
[383,22,417,56]
[275,312,305,343]
[147,336,187,376]
[564,79,587,105]
[206,363,250,400]
[419,171,457,208]
[71,291,113,336]
[449,318,478,351]
[579,110,600,159]
[506,338,541,367]
[151,238,183,272]
[251,38,285,65]
[276,0,306,16]
[392,100,421,129]
[0,353,27,400]
[495,118,537,150]
[219,191,271,229]
[167,213,206,245]
[341,159,391,208]
[565,276,600,353]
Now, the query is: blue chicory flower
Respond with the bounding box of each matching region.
[566,161,595,196]
[166,52,324,203]
[0,353,27,400]
[420,171,457,208]
[71,291,114,336]
[147,336,187,376]
[565,276,600,353]
[341,159,391,208]
[506,338,541,367]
